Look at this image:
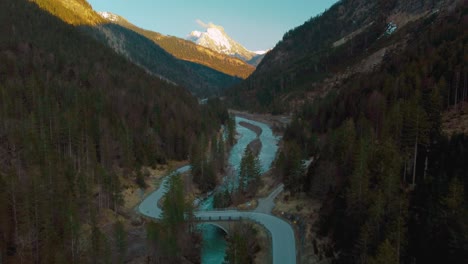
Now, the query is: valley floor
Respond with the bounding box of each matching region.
[229,110,292,135]
[232,110,336,264]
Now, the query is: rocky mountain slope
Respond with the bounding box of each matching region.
[227,0,458,112]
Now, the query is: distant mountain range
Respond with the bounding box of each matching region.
[188,23,268,67]
[98,12,255,80]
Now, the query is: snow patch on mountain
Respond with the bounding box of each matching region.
[254,50,269,55]
[190,31,202,39]
[98,12,120,22]
[385,22,398,35]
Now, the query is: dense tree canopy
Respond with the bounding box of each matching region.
[0,0,227,262]
[278,3,467,263]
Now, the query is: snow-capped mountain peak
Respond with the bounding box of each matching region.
[187,22,267,65]
[98,12,121,22]
[205,27,231,51]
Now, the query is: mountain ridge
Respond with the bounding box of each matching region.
[98,12,255,79]
[227,0,455,112]
[30,0,244,96]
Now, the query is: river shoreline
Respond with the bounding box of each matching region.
[230,110,292,135]
[137,115,296,264]
[239,121,262,136]
[239,121,263,157]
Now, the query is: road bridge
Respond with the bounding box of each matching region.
[139,181,296,264]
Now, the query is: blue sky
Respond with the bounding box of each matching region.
[87,0,338,51]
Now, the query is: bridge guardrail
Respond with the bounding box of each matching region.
[194,215,244,222]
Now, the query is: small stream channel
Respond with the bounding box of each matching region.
[199,116,279,264]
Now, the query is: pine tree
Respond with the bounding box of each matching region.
[282,142,304,194]
[217,137,226,172]
[441,177,468,261]
[347,138,370,215]
[369,239,397,264]
[334,119,356,171]
[113,221,126,264]
[226,115,236,146]
[224,223,258,264]
[161,174,194,258]
[239,148,261,193]
[401,94,430,187]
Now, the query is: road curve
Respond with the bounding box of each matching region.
[255,184,284,214]
[138,172,296,264]
[195,210,296,264]
[137,116,296,264]
[138,165,191,219]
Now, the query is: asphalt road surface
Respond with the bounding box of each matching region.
[139,173,296,264]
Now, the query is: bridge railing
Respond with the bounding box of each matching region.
[194,215,244,222]
[195,207,238,212]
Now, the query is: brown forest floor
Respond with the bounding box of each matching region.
[443,102,468,136]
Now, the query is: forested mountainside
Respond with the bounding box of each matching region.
[274,1,467,263]
[102,13,255,79]
[31,0,241,97]
[246,53,266,68]
[0,0,229,262]
[86,23,240,97]
[227,0,459,112]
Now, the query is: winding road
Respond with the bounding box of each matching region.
[195,210,295,264]
[138,179,296,264]
[137,117,296,264]
[138,165,191,219]
[255,184,284,214]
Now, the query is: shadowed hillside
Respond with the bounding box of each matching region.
[0,0,230,262]
[228,0,457,112]
[267,1,467,263]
